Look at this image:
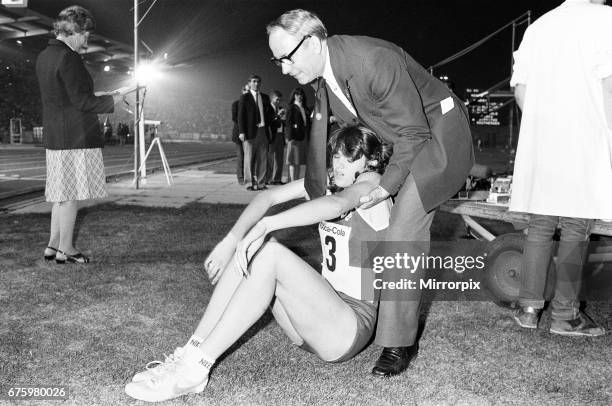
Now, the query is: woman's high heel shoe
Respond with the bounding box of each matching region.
[55,250,90,264]
[44,247,58,261]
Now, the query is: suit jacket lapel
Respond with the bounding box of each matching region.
[326,36,361,125]
[326,86,359,127]
[327,36,353,94]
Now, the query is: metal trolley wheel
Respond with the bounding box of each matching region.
[484,233,555,308]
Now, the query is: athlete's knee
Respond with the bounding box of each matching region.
[249,241,286,275]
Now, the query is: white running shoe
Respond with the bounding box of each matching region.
[125,357,209,402]
[131,347,185,383]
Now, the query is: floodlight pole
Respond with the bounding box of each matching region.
[133,0,140,188]
[133,0,159,188]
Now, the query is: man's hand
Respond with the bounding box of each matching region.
[359,185,390,209]
[204,233,238,285]
[238,134,245,142]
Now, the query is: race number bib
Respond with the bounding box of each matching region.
[318,221,352,287]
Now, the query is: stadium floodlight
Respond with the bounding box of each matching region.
[134,61,162,85]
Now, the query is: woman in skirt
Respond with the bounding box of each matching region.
[36,6,129,264]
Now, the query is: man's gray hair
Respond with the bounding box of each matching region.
[266,9,327,40]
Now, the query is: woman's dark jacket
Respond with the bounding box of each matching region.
[36,39,115,150]
[284,104,310,142]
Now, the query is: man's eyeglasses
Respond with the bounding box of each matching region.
[270,35,311,67]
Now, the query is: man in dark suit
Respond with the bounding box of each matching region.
[238,74,273,191]
[267,90,286,185]
[267,9,474,377]
[231,84,250,184]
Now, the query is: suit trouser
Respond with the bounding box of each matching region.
[374,173,435,347]
[243,127,268,187]
[234,141,244,183]
[266,133,285,183]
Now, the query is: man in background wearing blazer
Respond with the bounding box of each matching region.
[238,74,273,191]
[267,9,474,377]
[231,84,250,185]
[267,90,286,185]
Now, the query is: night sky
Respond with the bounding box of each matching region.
[21,0,571,101]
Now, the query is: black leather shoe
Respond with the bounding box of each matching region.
[371,345,418,377]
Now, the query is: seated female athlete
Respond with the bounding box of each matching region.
[125,125,393,402]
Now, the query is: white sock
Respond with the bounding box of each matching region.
[183,336,215,373]
[185,335,204,350]
[194,352,215,371]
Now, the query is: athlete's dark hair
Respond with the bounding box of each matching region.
[327,125,392,191]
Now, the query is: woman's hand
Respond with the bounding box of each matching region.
[204,233,238,285]
[234,219,269,277]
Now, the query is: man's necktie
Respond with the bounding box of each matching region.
[255,92,263,125]
[304,77,329,199]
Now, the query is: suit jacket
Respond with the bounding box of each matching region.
[323,35,474,212]
[36,39,114,150]
[284,103,310,142]
[238,91,273,141]
[231,99,241,143]
[269,103,286,144]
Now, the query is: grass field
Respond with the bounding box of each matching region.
[1,203,611,405]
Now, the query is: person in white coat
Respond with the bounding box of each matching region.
[510,0,612,336]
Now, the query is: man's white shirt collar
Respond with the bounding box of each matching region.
[322,46,357,117]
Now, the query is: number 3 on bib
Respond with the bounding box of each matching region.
[318,221,350,276]
[324,235,336,271]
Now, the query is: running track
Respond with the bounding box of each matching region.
[0,142,235,200]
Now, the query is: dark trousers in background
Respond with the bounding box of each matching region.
[234,141,244,184]
[243,127,268,188]
[519,214,592,321]
[266,133,285,183]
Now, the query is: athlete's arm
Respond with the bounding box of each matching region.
[205,179,307,283]
[234,173,381,273]
[265,172,381,232]
[228,178,308,238]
